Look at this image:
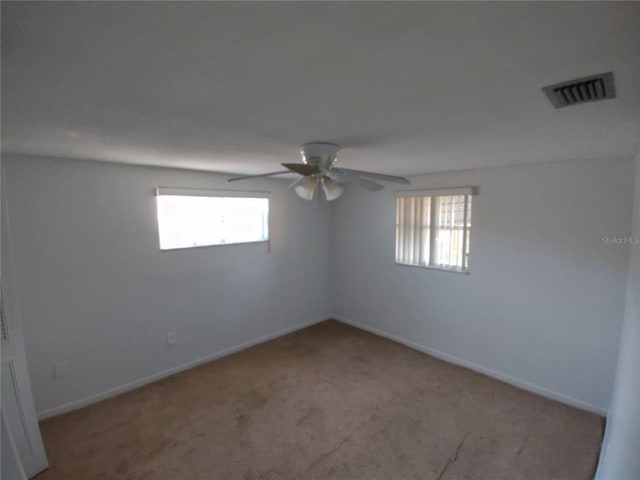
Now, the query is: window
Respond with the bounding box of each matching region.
[155,187,269,250]
[396,188,474,272]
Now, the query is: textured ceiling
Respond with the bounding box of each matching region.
[2,2,639,175]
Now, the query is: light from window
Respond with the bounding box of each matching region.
[155,189,269,250]
[396,188,473,272]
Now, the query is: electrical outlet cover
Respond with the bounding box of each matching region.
[54,361,67,379]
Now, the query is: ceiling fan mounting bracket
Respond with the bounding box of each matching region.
[301,142,341,168]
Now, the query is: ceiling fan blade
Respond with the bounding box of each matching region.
[281,163,321,176]
[288,176,305,189]
[227,171,290,182]
[325,170,384,191]
[331,167,410,185]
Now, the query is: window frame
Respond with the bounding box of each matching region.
[395,187,475,274]
[154,187,271,252]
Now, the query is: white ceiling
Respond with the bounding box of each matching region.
[2,2,639,176]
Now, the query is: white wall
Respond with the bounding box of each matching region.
[3,154,635,421]
[595,151,640,479]
[1,154,331,418]
[332,158,635,414]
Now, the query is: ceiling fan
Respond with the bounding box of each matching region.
[227,142,410,201]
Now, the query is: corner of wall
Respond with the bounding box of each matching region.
[595,147,640,479]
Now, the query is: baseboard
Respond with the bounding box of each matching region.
[333,315,608,416]
[39,314,607,420]
[37,315,330,420]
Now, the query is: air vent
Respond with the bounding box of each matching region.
[543,72,615,108]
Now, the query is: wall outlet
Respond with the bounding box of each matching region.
[167,332,177,346]
[54,361,67,379]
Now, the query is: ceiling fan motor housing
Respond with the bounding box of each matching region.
[301,142,341,168]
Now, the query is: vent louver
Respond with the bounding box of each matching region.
[543,72,615,108]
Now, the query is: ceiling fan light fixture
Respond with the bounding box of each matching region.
[294,176,318,201]
[321,177,344,201]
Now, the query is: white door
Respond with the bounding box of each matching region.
[1,289,49,478]
[1,171,49,478]
[1,411,28,480]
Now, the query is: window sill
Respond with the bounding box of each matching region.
[159,240,269,252]
[395,262,470,275]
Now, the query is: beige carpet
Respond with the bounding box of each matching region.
[35,320,603,480]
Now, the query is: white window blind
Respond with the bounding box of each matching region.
[155,188,269,251]
[396,188,474,272]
